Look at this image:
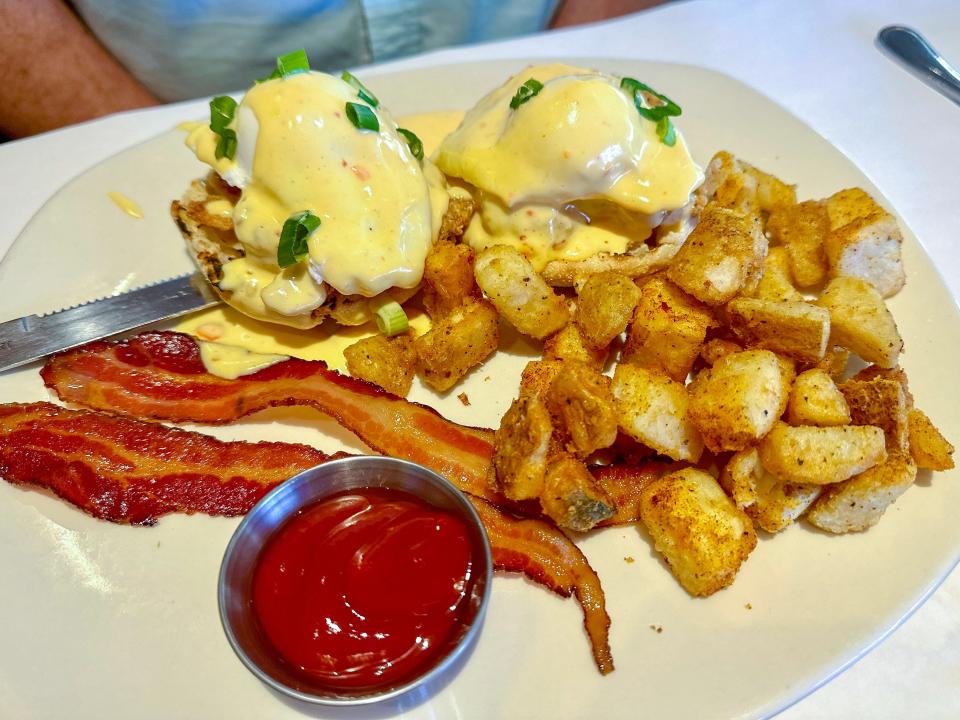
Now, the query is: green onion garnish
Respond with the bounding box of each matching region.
[509,78,544,110]
[374,301,409,337]
[276,49,310,77]
[209,96,237,134]
[255,68,281,84]
[277,211,321,268]
[656,117,677,147]
[346,102,379,131]
[215,128,237,160]
[620,77,682,121]
[341,71,379,107]
[397,128,424,161]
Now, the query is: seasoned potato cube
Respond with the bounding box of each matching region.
[766,200,830,287]
[757,422,886,485]
[544,362,618,456]
[805,452,917,533]
[720,448,821,533]
[575,271,642,349]
[824,187,881,230]
[754,246,804,302]
[816,276,902,368]
[724,298,830,364]
[824,210,905,298]
[611,364,703,462]
[414,299,498,392]
[541,454,615,532]
[695,151,760,215]
[839,375,909,452]
[699,337,743,365]
[639,468,757,596]
[622,276,714,381]
[907,409,955,470]
[344,332,418,396]
[492,394,553,501]
[421,240,480,319]
[519,359,564,398]
[474,245,568,339]
[743,162,797,211]
[801,345,850,382]
[851,365,913,406]
[787,369,851,426]
[688,349,788,452]
[436,195,475,242]
[543,318,607,369]
[666,204,767,306]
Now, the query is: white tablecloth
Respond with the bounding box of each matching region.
[1,0,957,717]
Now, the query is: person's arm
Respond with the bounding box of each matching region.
[551,0,667,28]
[0,0,159,138]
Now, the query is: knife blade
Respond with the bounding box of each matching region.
[0,273,221,373]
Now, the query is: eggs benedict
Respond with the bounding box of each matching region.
[434,63,703,285]
[175,53,461,328]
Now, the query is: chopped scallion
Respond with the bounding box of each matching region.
[276,49,310,77]
[345,102,380,131]
[397,128,424,161]
[341,71,379,107]
[214,129,237,160]
[656,116,677,147]
[620,77,681,121]
[374,301,409,337]
[277,211,321,268]
[509,78,544,110]
[209,96,237,134]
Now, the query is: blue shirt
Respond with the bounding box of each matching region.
[71,0,559,101]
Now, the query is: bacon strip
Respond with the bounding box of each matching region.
[471,498,613,674]
[0,402,337,524]
[0,401,613,673]
[41,332,663,525]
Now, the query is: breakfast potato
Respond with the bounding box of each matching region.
[694,151,760,215]
[724,298,830,364]
[543,315,608,369]
[766,200,830,287]
[622,276,714,381]
[421,239,480,319]
[786,369,851,426]
[575,271,642,349]
[720,448,821,533]
[824,210,906,298]
[473,245,568,339]
[907,409,955,470]
[753,246,804,302]
[541,454,615,532]
[698,337,743,366]
[436,195,476,242]
[611,364,703,462]
[639,468,758,597]
[519,359,564,398]
[851,365,913,406]
[687,349,788,452]
[802,345,851,382]
[492,394,553,501]
[666,204,767,306]
[839,375,910,452]
[805,452,917,533]
[824,187,880,230]
[415,299,498,392]
[343,332,418,396]
[544,361,619,457]
[757,422,886,485]
[744,162,798,212]
[816,276,902,368]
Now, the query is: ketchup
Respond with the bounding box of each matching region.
[251,487,478,690]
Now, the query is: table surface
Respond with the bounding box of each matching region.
[1,0,957,717]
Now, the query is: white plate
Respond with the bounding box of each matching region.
[1,59,958,720]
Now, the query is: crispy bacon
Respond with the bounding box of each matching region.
[0,401,613,673]
[471,499,613,674]
[0,402,338,524]
[42,332,663,524]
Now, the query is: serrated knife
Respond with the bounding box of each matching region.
[0,273,221,373]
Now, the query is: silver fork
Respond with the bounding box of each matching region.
[876,25,960,108]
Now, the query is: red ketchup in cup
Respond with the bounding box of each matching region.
[251,487,478,691]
